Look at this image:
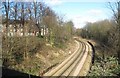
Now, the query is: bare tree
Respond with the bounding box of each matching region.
[12,2,18,32]
[2,0,10,34]
[108,1,120,64]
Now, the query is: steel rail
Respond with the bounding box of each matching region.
[43,40,80,76]
[62,41,85,76]
[43,39,92,77]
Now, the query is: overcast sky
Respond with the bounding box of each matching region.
[43,0,114,28]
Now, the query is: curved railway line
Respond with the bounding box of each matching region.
[43,39,93,77]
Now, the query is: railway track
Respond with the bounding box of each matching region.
[43,39,92,77]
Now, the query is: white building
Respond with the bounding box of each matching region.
[2,24,48,37]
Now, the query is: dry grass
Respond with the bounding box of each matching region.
[2,36,78,76]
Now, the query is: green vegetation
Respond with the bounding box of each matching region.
[88,56,120,76]
[2,36,76,76]
[75,1,120,76]
[79,20,113,46]
[2,37,44,66]
[87,44,120,76]
[1,1,75,76]
[1,0,120,76]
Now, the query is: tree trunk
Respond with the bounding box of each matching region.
[118,1,120,64]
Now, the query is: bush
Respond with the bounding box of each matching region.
[88,56,120,76]
[2,36,44,67]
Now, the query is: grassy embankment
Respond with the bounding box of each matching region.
[2,36,77,76]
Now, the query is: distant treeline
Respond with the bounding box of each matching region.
[76,2,120,64]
